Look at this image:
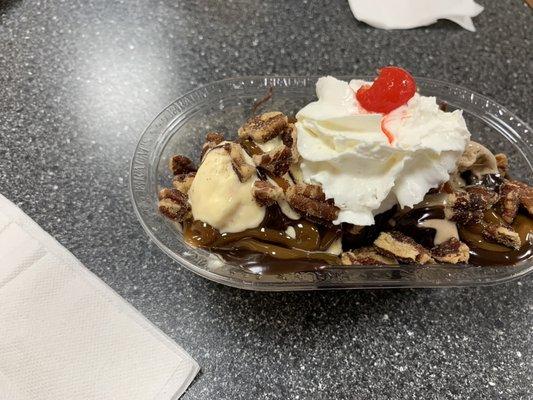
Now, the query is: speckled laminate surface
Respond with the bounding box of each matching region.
[0,1,532,399]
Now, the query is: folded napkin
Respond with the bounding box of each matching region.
[348,0,484,32]
[0,194,199,400]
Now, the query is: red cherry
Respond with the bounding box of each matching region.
[356,66,416,114]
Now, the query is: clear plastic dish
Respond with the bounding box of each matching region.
[130,76,533,290]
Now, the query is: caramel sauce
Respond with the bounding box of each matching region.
[183,205,342,273]
[181,156,532,271]
[459,210,533,266]
[221,239,339,263]
[214,249,335,274]
[185,218,322,251]
[184,204,533,271]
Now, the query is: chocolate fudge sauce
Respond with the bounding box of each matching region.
[183,201,533,273]
[182,164,532,273]
[183,205,342,273]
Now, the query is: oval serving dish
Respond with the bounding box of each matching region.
[130,76,533,290]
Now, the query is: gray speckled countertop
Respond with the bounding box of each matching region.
[1,1,532,399]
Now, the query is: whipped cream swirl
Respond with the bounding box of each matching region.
[296,76,471,226]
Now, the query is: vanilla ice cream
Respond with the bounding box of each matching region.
[188,147,265,233]
[296,76,470,226]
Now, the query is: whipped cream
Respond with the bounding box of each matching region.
[296,76,470,226]
[188,147,265,233]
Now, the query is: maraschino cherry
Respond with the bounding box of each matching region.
[356,66,416,144]
[356,66,416,114]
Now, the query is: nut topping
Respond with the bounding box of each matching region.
[431,238,470,264]
[509,180,533,216]
[252,146,292,176]
[281,124,299,162]
[445,191,483,225]
[341,247,397,265]
[238,111,289,143]
[519,184,533,215]
[374,231,434,264]
[223,143,256,182]
[497,180,522,223]
[465,186,499,208]
[168,155,196,175]
[482,224,522,250]
[280,123,295,147]
[285,184,339,221]
[252,180,284,206]
[158,188,191,222]
[445,187,497,225]
[289,183,325,200]
[172,172,196,194]
[201,132,225,159]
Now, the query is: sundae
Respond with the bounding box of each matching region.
[158,67,533,272]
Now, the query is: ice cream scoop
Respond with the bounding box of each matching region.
[188,146,265,233]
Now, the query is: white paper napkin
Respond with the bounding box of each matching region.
[348,0,484,32]
[0,194,199,400]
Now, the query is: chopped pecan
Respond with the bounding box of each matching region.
[252,146,292,176]
[374,231,434,264]
[280,124,294,147]
[290,183,325,200]
[465,186,499,208]
[238,111,288,143]
[285,184,339,221]
[223,142,256,182]
[497,180,521,223]
[482,224,521,250]
[288,164,305,184]
[445,187,497,225]
[252,180,284,206]
[494,153,508,177]
[444,191,483,225]
[519,186,533,215]
[431,238,470,264]
[201,132,225,158]
[206,132,224,143]
[341,247,397,266]
[172,172,195,194]
[511,180,533,216]
[158,188,191,222]
[281,124,299,162]
[168,155,196,175]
